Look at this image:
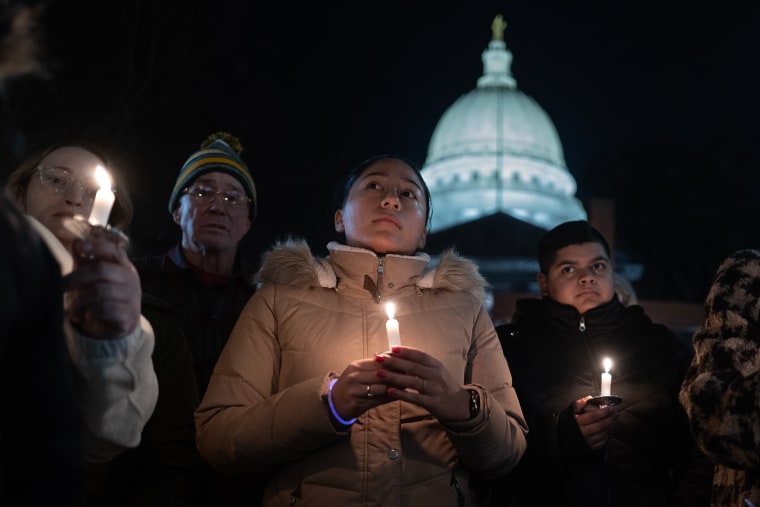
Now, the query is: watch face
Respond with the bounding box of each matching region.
[468,389,481,419]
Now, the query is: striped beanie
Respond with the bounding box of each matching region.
[168,132,257,219]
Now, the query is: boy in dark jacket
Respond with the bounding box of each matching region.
[492,220,712,506]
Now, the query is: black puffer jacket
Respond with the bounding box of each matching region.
[492,296,712,507]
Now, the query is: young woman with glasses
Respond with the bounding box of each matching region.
[4,141,160,460]
[6,142,133,249]
[4,141,207,506]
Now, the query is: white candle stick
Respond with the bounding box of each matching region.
[385,302,401,350]
[601,357,612,396]
[88,165,115,226]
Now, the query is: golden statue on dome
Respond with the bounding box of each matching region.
[491,14,507,41]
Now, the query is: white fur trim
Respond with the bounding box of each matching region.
[314,258,336,288]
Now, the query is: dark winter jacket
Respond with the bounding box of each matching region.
[132,246,263,506]
[82,292,203,506]
[1,194,83,506]
[133,245,256,398]
[494,296,712,507]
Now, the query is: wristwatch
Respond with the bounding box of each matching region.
[466,388,481,419]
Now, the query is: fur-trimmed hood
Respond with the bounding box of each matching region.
[256,238,490,304]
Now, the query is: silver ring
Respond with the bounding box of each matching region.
[366,385,374,399]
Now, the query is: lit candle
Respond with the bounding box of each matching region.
[385,302,401,350]
[88,165,115,226]
[601,357,612,396]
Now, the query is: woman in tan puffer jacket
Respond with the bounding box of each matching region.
[195,154,528,507]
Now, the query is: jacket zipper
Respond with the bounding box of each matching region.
[375,257,384,303]
[450,473,465,507]
[579,316,586,332]
[289,485,301,506]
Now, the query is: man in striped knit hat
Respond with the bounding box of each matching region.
[133,132,262,506]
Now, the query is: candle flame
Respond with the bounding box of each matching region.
[385,302,395,320]
[603,357,612,373]
[94,165,112,191]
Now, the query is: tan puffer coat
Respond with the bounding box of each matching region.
[195,240,527,507]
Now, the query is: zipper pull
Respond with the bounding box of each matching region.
[579,316,586,332]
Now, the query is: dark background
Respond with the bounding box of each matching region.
[1,1,758,303]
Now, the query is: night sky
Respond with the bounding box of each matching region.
[1,1,758,302]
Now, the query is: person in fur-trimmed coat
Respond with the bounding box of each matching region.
[195,155,527,507]
[680,249,760,507]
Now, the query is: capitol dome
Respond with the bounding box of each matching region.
[421,18,586,233]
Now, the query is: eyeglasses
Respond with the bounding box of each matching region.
[183,184,251,209]
[36,165,101,205]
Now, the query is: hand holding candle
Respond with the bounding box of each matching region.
[385,302,401,350]
[601,357,612,396]
[88,165,115,226]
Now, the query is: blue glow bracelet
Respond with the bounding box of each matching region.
[327,378,357,426]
